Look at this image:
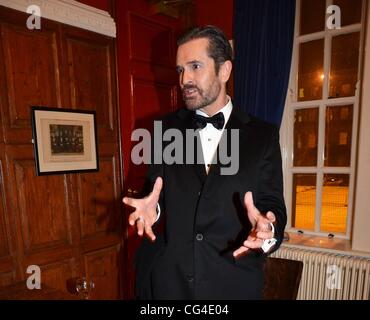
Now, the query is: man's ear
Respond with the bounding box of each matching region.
[219,60,233,83]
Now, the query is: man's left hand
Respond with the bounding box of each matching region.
[233,191,276,258]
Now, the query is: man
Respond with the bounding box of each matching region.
[123,25,287,299]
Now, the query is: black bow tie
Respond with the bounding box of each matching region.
[193,112,225,130]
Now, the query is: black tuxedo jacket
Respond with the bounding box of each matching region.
[134,105,287,300]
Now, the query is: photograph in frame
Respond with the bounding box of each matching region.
[31,106,99,175]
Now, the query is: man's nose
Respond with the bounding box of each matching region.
[180,69,193,87]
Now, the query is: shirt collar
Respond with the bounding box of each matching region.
[195,96,233,126]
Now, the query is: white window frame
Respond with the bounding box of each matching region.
[280,0,366,239]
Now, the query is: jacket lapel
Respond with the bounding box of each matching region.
[206,106,250,179]
[176,108,207,183]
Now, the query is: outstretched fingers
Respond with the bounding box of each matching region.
[144,220,156,241]
[128,211,140,227]
[233,233,263,258]
[256,230,274,239]
[126,205,156,241]
[123,196,137,209]
[244,192,260,227]
[123,178,163,241]
[242,238,263,249]
[136,216,145,236]
[151,177,163,200]
[233,246,249,258]
[266,211,276,223]
[125,196,139,227]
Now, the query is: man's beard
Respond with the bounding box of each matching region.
[182,82,221,111]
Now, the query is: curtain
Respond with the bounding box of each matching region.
[233,0,296,126]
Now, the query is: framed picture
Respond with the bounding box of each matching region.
[31,106,99,175]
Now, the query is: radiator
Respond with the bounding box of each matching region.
[271,246,370,300]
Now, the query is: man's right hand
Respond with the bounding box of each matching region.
[122,177,163,241]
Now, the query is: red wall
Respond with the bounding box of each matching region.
[77,0,110,12]
[195,0,234,39]
[76,0,234,38]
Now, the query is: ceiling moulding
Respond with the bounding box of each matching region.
[0,0,116,37]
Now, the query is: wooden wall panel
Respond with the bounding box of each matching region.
[7,146,73,254]
[84,245,120,299]
[0,143,18,281]
[0,272,14,287]
[77,153,120,238]
[64,29,117,143]
[40,259,75,293]
[0,157,9,258]
[77,143,122,299]
[0,23,62,144]
[0,256,14,281]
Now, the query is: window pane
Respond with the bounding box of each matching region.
[294,108,319,167]
[298,39,324,101]
[329,32,360,98]
[300,0,326,35]
[320,174,349,233]
[292,174,316,231]
[324,105,353,167]
[333,0,363,27]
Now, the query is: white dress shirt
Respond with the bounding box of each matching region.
[196,97,233,173]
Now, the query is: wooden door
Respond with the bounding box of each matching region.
[116,0,185,298]
[0,6,123,299]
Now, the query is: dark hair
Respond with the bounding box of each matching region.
[177,25,233,74]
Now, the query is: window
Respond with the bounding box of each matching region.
[281,0,365,239]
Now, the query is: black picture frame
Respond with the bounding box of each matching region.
[31,106,99,176]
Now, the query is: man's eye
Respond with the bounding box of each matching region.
[193,64,201,70]
[176,67,183,74]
